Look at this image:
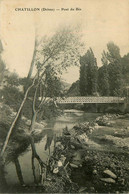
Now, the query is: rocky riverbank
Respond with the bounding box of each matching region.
[44,113,129,193]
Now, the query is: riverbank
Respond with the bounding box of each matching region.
[0,102,48,192]
[1,103,129,193]
[44,113,129,193]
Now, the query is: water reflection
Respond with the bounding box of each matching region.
[5,110,101,184]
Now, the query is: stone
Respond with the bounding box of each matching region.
[77,133,88,144]
[90,187,95,192]
[103,169,117,179]
[89,128,93,133]
[94,123,99,129]
[70,163,78,168]
[85,156,89,160]
[57,161,63,167]
[93,169,97,175]
[56,143,64,150]
[100,178,115,183]
[60,155,66,165]
[79,187,87,192]
[71,145,75,149]
[53,167,59,174]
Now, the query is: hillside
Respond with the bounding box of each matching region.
[61,80,71,92]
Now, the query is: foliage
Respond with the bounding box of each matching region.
[106,42,124,96]
[106,42,121,63]
[98,42,124,97]
[98,51,110,96]
[79,48,98,96]
[43,65,63,98]
[21,25,84,120]
[38,101,61,120]
[121,53,129,89]
[98,65,109,96]
[79,62,88,96]
[4,72,20,87]
[108,63,124,96]
[36,26,84,73]
[0,25,84,185]
[0,86,23,111]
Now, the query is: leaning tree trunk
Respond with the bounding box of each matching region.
[0,75,37,157]
[14,158,25,186]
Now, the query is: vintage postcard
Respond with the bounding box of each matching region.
[0,0,129,193]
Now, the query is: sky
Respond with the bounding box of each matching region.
[0,0,129,83]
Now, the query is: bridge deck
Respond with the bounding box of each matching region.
[56,96,126,104]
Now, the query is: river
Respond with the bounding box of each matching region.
[5,110,101,185]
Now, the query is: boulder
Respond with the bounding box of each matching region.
[53,167,59,174]
[77,133,88,144]
[100,178,115,183]
[57,160,63,167]
[103,169,117,179]
[70,163,78,168]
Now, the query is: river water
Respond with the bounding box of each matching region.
[5,110,101,185]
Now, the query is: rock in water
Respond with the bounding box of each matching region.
[103,169,117,179]
[100,178,115,183]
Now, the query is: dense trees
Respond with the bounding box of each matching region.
[121,53,129,88]
[98,42,124,96]
[43,65,63,98]
[98,51,109,96]
[107,42,124,96]
[79,48,98,96]
[79,61,88,96]
[79,42,128,97]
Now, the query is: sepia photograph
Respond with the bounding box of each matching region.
[0,0,129,193]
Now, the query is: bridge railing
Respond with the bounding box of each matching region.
[56,96,126,104]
